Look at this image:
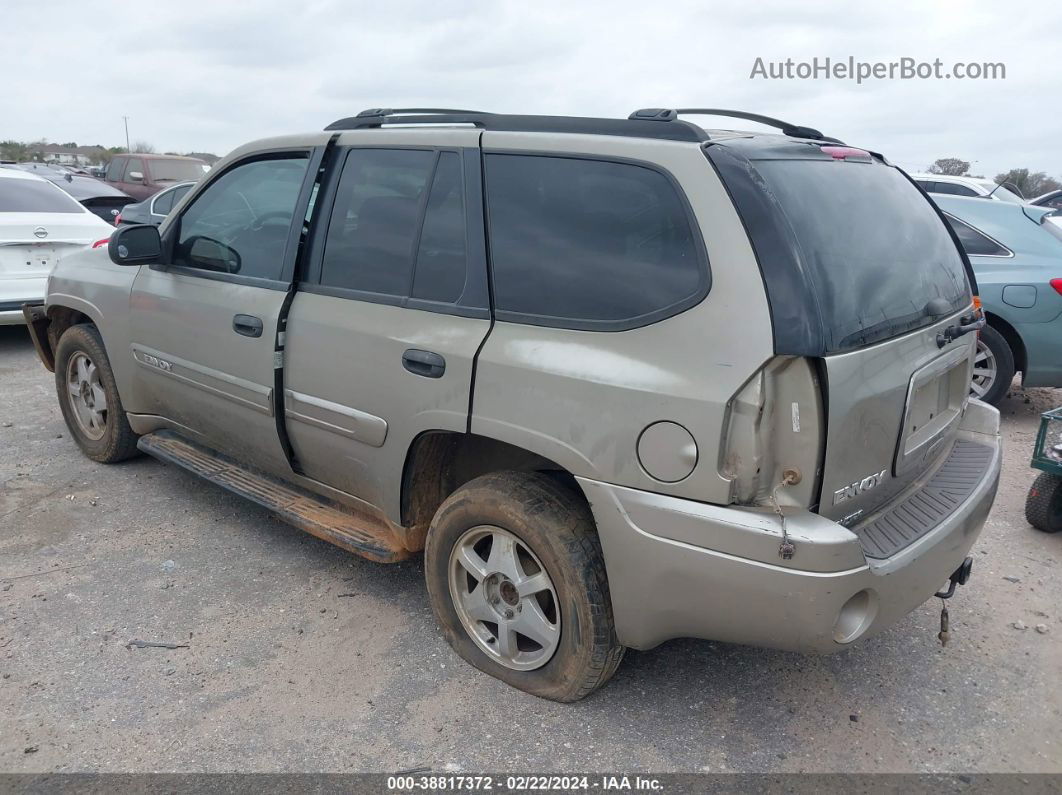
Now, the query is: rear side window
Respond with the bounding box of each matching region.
[484,154,708,329]
[0,179,82,213]
[945,215,1011,256]
[152,188,177,215]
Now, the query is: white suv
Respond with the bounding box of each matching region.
[911,172,1025,203]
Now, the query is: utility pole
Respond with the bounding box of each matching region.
[122,116,131,153]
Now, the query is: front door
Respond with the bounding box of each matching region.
[283,129,491,521]
[127,150,317,474]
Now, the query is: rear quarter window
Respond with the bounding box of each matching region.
[484,154,709,330]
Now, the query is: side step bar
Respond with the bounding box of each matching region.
[137,431,410,564]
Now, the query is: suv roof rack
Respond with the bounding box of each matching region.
[629,108,835,142]
[325,109,710,143]
[324,107,836,144]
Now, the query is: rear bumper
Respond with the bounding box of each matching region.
[579,400,1001,653]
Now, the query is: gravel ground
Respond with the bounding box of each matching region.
[1,323,1060,774]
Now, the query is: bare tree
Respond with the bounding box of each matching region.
[927,158,971,176]
[993,169,1062,200]
[132,141,156,154]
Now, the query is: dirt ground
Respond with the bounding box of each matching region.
[1,323,1060,773]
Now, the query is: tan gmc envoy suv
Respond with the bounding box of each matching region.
[22,108,1002,701]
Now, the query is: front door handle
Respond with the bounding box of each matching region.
[402,349,446,378]
[233,314,264,338]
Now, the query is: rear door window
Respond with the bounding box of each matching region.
[320,149,435,297]
[484,154,708,329]
[411,152,467,304]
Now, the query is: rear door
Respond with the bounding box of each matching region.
[283,128,490,521]
[126,146,322,475]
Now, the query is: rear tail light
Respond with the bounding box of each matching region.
[113,213,122,226]
[719,357,824,510]
[1051,278,1062,296]
[91,238,110,249]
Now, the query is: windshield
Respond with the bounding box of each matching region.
[752,158,971,352]
[150,159,207,183]
[0,179,83,213]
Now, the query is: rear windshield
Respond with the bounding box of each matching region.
[752,159,970,351]
[0,179,83,213]
[149,159,207,183]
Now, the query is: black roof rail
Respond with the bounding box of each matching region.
[324,110,709,142]
[629,107,833,141]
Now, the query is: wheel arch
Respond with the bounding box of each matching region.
[984,311,1027,376]
[400,430,584,552]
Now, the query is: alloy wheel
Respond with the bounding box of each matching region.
[448,525,561,671]
[66,351,108,441]
[970,337,997,400]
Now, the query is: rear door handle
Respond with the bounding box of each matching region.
[233,314,264,338]
[402,349,445,378]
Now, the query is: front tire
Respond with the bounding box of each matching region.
[424,472,625,702]
[970,325,1015,406]
[54,324,140,463]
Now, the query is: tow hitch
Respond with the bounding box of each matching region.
[934,556,974,647]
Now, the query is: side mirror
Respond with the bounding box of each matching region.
[128,170,144,182]
[109,224,161,266]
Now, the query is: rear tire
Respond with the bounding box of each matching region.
[970,325,1015,406]
[1025,473,1062,533]
[54,324,140,463]
[424,472,625,702]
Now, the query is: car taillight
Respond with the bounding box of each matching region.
[91,238,110,249]
[719,356,824,510]
[1051,278,1062,296]
[113,213,122,226]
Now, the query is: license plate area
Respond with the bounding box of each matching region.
[894,343,971,477]
[0,245,54,275]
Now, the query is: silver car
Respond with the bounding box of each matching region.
[22,108,1001,701]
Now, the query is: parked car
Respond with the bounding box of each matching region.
[1031,189,1062,211]
[0,169,112,324]
[103,154,208,200]
[933,194,1062,404]
[911,172,1025,203]
[22,108,1001,701]
[7,163,136,224]
[115,181,195,226]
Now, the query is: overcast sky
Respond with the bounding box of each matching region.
[5,1,1058,180]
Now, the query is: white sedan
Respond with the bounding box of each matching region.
[1,168,114,324]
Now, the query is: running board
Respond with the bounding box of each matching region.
[136,431,410,564]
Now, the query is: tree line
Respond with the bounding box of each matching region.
[926,157,1060,198]
[0,139,217,165]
